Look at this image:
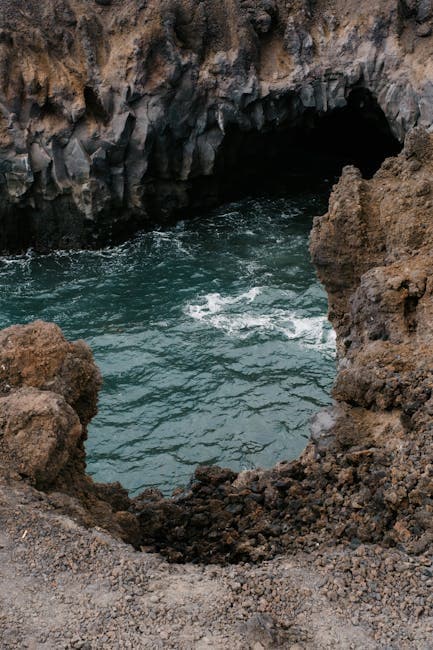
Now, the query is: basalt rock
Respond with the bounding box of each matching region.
[2,132,433,561]
[0,0,432,251]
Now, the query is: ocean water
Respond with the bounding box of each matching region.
[0,192,335,495]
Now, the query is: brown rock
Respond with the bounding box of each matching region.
[0,321,101,426]
[0,387,82,487]
[0,320,138,545]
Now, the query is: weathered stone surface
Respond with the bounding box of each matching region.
[0,320,101,426]
[0,321,138,544]
[0,0,431,251]
[0,387,82,487]
[309,125,433,549]
[417,0,432,22]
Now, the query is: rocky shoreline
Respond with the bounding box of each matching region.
[2,129,433,644]
[3,129,433,566]
[2,0,433,646]
[0,0,432,251]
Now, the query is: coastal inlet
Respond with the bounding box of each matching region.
[0,190,335,494]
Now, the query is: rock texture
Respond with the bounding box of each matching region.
[2,131,433,565]
[0,387,82,487]
[0,0,432,251]
[2,478,433,648]
[0,321,140,545]
[310,125,433,553]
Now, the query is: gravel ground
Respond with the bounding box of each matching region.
[1,477,432,649]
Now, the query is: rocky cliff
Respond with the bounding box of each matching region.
[0,321,140,545]
[1,130,433,563]
[0,0,432,251]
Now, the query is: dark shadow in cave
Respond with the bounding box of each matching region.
[299,88,402,178]
[176,87,402,216]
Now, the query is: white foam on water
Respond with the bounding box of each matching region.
[187,287,262,320]
[150,229,193,257]
[0,249,34,268]
[185,288,336,353]
[280,314,336,352]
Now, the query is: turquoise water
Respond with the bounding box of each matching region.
[0,192,335,495]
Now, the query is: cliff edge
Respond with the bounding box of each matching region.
[2,129,433,564]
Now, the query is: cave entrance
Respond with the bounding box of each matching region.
[128,87,403,561]
[186,88,401,210]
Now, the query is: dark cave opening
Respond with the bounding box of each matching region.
[133,90,403,563]
[0,87,402,253]
[299,88,403,178]
[170,87,402,218]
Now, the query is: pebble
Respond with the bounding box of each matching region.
[1,478,433,649]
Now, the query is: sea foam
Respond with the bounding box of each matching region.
[185,288,335,352]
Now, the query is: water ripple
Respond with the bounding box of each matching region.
[0,193,335,494]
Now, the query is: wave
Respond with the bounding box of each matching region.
[185,288,335,352]
[187,287,262,318]
[0,248,34,266]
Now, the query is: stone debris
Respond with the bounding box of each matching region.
[1,476,432,648]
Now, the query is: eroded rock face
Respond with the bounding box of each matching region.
[0,321,140,546]
[308,126,433,551]
[0,320,101,426]
[2,131,433,562]
[0,387,82,487]
[0,0,431,251]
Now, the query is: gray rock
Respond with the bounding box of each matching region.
[64,138,90,182]
[416,22,433,35]
[0,0,430,252]
[417,0,432,22]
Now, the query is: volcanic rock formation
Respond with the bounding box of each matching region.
[1,129,433,563]
[0,321,140,545]
[0,0,432,250]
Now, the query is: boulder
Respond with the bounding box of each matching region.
[0,320,101,426]
[0,387,82,487]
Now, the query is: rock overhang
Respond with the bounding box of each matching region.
[0,0,428,251]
